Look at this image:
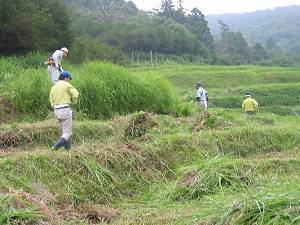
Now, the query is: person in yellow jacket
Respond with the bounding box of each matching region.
[50,71,79,150]
[242,94,258,118]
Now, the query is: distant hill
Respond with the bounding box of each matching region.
[206,6,300,54]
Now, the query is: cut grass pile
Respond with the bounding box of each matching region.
[168,156,255,201]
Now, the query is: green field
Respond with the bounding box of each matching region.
[131,65,300,114]
[0,59,299,224]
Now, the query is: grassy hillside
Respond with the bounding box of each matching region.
[207,6,300,55]
[0,60,299,224]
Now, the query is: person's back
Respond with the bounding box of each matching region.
[50,71,79,151]
[195,82,208,110]
[242,95,258,119]
[50,80,78,107]
[242,97,258,112]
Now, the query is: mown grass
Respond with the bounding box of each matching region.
[0,112,299,224]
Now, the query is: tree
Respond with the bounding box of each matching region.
[34,0,73,50]
[217,20,229,54]
[250,43,267,62]
[159,0,176,18]
[215,21,251,64]
[186,8,214,50]
[0,0,41,54]
[0,0,73,55]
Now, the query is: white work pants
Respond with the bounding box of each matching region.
[54,107,72,141]
[47,65,60,85]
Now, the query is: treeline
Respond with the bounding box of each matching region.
[0,0,72,54]
[0,0,298,65]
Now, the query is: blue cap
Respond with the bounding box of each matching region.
[60,71,72,80]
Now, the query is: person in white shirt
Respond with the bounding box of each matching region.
[46,47,69,85]
[195,82,208,110]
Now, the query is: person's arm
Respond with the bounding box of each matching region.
[68,85,79,104]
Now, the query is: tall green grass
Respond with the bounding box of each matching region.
[1,58,183,120]
[74,62,180,119]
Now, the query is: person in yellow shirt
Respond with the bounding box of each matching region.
[50,71,79,150]
[242,94,258,118]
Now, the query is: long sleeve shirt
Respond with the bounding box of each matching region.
[196,87,208,101]
[50,81,79,107]
[51,50,64,70]
[242,97,258,112]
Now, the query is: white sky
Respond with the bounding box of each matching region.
[130,0,300,15]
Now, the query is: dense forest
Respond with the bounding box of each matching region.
[1,0,299,65]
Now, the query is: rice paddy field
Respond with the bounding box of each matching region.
[0,55,299,224]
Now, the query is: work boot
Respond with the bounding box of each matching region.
[52,138,66,150]
[64,138,72,151]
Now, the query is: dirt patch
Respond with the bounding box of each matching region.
[125,112,158,138]
[0,96,18,123]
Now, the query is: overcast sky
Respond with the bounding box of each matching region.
[130,0,300,15]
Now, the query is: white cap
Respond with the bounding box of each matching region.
[61,47,69,54]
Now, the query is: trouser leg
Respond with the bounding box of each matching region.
[64,137,72,150]
[48,66,60,85]
[54,108,73,150]
[198,101,208,111]
[60,114,72,142]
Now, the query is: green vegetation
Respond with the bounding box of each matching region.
[207,6,300,58]
[0,56,182,120]
[0,55,299,224]
[132,64,300,110]
[3,0,298,65]
[0,110,299,224]
[0,0,72,54]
